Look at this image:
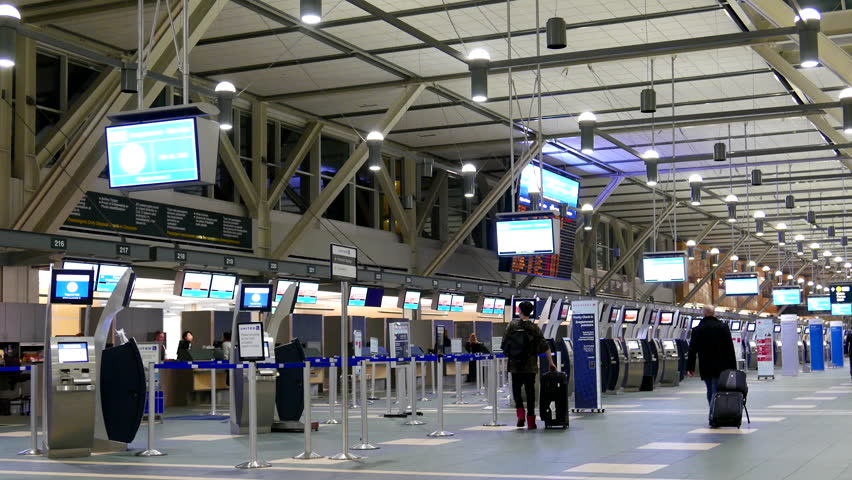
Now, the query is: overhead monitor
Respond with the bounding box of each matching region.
[493,298,506,315]
[95,264,130,293]
[829,282,852,305]
[773,324,781,333]
[274,280,298,303]
[518,162,580,215]
[724,273,760,296]
[364,287,384,308]
[730,321,742,331]
[296,282,319,304]
[57,342,89,363]
[62,261,99,276]
[348,286,368,307]
[627,340,641,350]
[642,251,687,283]
[496,218,560,256]
[50,270,95,305]
[659,312,674,325]
[450,294,465,312]
[106,117,202,189]
[175,271,211,298]
[399,290,422,310]
[434,293,453,312]
[239,284,273,312]
[747,322,756,332]
[807,296,831,312]
[480,297,496,314]
[831,303,852,316]
[690,318,701,329]
[772,287,802,306]
[208,274,237,299]
[622,308,639,324]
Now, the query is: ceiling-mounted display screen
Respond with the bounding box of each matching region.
[724,273,760,296]
[642,251,687,283]
[209,274,237,299]
[177,271,212,298]
[829,283,852,308]
[96,264,130,293]
[772,286,802,306]
[518,162,580,216]
[296,282,319,304]
[399,290,421,310]
[493,298,506,315]
[106,117,201,189]
[807,296,831,312]
[622,308,639,324]
[51,270,95,305]
[348,286,368,307]
[747,322,756,332]
[659,312,674,325]
[239,284,273,312]
[450,294,465,312]
[831,303,852,315]
[275,280,298,303]
[730,321,742,331]
[434,293,452,312]
[496,218,560,256]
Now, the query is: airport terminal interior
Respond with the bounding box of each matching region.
[2,0,852,479]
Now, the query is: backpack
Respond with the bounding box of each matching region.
[503,325,533,362]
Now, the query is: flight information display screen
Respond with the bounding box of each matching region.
[724,273,760,296]
[435,293,453,312]
[96,264,129,293]
[296,282,319,304]
[772,287,802,306]
[450,294,465,312]
[348,286,368,307]
[807,296,831,311]
[493,298,506,315]
[209,274,237,299]
[659,312,674,325]
[518,163,580,215]
[400,290,421,310]
[642,252,687,283]
[831,303,852,315]
[496,218,559,256]
[106,117,200,188]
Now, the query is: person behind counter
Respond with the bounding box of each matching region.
[176,331,193,362]
[222,331,232,361]
[465,333,490,382]
[153,330,166,361]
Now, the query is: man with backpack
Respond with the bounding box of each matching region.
[687,305,737,407]
[501,301,556,429]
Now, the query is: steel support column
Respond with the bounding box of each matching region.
[271,83,425,260]
[0,61,11,228]
[421,143,541,277]
[13,37,37,206]
[679,236,751,307]
[252,101,270,257]
[592,201,679,295]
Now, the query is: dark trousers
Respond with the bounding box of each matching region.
[511,372,537,416]
[704,377,719,405]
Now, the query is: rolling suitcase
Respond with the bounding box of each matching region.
[540,371,569,429]
[717,369,750,423]
[709,391,743,428]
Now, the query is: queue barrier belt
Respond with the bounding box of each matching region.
[151,353,507,370]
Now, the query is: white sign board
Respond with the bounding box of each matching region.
[137,342,160,370]
[451,338,463,354]
[330,243,358,280]
[237,322,265,361]
[370,337,379,355]
[491,336,503,353]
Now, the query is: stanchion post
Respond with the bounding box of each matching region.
[208,367,219,415]
[324,363,339,425]
[384,361,393,415]
[369,362,378,400]
[136,363,166,457]
[481,357,493,410]
[431,360,437,395]
[452,356,467,405]
[404,360,424,425]
[419,360,428,402]
[350,371,360,409]
[351,360,378,450]
[331,280,361,461]
[236,362,271,469]
[556,351,562,373]
[475,357,482,394]
[483,356,506,427]
[428,357,453,437]
[294,361,323,459]
[18,365,42,456]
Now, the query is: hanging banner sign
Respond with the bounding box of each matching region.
[809,319,825,371]
[780,315,799,376]
[830,321,844,368]
[571,299,601,411]
[755,318,775,377]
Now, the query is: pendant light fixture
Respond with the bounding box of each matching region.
[0,4,20,68]
[725,194,738,222]
[731,254,740,272]
[843,236,849,247]
[120,63,138,93]
[828,226,836,237]
[795,8,822,68]
[762,265,771,272]
[644,150,659,186]
[751,169,763,186]
[301,0,322,24]
[806,209,816,224]
[214,81,237,131]
[748,260,757,272]
[776,222,787,246]
[710,247,720,267]
[546,17,567,49]
[688,174,703,205]
[468,48,491,103]
[795,234,805,255]
[529,186,542,211]
[462,163,476,198]
[754,210,766,236]
[686,240,696,260]
[713,142,726,162]
[785,194,795,209]
[581,204,594,230]
[811,242,820,262]
[366,131,384,172]
[841,88,852,134]
[578,112,596,154]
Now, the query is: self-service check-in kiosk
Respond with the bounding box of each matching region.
[745,322,757,370]
[656,311,680,387]
[622,306,645,392]
[604,304,629,394]
[773,324,783,368]
[47,338,97,458]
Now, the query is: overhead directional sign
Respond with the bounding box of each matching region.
[330,243,358,280]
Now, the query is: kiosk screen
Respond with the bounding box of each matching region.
[51,270,95,305]
[622,309,639,323]
[747,323,756,332]
[57,342,89,363]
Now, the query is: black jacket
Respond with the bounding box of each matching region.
[687,316,737,381]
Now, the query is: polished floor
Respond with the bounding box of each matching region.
[1,366,851,480]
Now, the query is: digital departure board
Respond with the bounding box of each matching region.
[499,210,576,281]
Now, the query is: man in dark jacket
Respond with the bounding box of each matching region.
[687,305,737,406]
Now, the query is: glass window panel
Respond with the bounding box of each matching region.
[36,53,61,110]
[320,137,350,177]
[67,61,100,106]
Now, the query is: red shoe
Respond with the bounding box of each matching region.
[516,408,525,427]
[527,415,537,430]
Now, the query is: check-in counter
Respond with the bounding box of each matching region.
[159,367,227,408]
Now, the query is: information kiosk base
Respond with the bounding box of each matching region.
[46,337,97,459]
[272,341,306,432]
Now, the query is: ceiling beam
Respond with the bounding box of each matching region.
[267,121,322,205]
[416,170,448,235]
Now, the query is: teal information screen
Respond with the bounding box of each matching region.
[106,118,199,188]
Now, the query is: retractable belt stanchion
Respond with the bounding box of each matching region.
[331,279,361,461]
[294,361,323,459]
[350,372,360,409]
[236,362,270,469]
[17,365,42,456]
[452,355,467,405]
[384,361,393,416]
[369,363,378,401]
[556,351,562,373]
[428,356,453,437]
[419,359,429,402]
[475,358,483,395]
[483,355,506,427]
[404,359,424,425]
[324,362,339,425]
[351,359,378,450]
[208,367,220,415]
[482,357,493,410]
[431,360,437,395]
[136,363,166,457]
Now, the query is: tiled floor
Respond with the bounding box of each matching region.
[1,367,852,479]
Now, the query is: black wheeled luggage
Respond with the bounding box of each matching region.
[540,371,569,429]
[709,391,743,428]
[718,369,748,396]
